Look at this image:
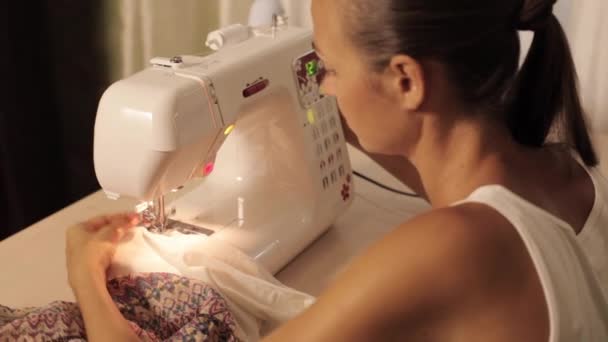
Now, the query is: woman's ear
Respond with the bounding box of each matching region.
[387,55,425,111]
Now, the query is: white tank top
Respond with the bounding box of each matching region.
[457,163,608,341]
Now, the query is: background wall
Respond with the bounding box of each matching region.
[104,0,313,82]
[1,0,108,239]
[544,0,608,171]
[565,0,608,172]
[103,0,219,81]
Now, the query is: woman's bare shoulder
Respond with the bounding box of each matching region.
[369,203,523,291]
[265,204,547,341]
[347,204,544,338]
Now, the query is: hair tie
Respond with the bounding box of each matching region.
[517,0,557,31]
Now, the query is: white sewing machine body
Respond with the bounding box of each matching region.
[94,24,354,274]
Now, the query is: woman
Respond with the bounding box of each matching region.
[67,0,608,340]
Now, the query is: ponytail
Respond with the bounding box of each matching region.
[507,5,598,166]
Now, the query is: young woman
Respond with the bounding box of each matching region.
[67,0,608,340]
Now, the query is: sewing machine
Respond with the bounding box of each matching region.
[93,21,354,274]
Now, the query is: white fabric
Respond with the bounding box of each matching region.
[108,228,315,342]
[569,0,608,132]
[456,167,608,341]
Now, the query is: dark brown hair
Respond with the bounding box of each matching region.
[345,0,598,166]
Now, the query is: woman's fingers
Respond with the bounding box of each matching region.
[82,216,112,231]
[70,213,139,242]
[82,213,138,231]
[98,213,140,242]
[106,213,139,227]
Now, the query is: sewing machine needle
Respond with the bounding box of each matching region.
[154,195,167,231]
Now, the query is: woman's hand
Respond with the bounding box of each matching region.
[65,213,139,292]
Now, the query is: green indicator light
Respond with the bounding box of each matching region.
[306,60,318,76]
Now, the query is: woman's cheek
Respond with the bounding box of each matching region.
[320,76,337,97]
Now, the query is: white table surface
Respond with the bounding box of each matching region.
[0,147,429,307]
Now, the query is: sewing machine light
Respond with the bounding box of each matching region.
[307,109,316,125]
[203,162,215,176]
[224,124,236,136]
[306,60,319,76]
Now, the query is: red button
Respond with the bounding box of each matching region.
[243,79,269,98]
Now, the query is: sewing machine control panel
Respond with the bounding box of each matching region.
[293,51,325,107]
[310,99,350,194]
[294,51,352,200]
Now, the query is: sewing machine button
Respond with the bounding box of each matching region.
[243,79,269,98]
[321,121,329,135]
[329,117,337,128]
[312,127,320,139]
[341,183,351,201]
[314,102,325,119]
[331,171,337,184]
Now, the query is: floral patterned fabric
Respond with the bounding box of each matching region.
[0,273,239,341]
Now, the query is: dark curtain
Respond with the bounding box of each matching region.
[1,1,107,240]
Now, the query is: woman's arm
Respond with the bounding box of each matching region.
[73,269,140,342]
[66,214,141,342]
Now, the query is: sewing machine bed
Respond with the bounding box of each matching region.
[0,148,428,307]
